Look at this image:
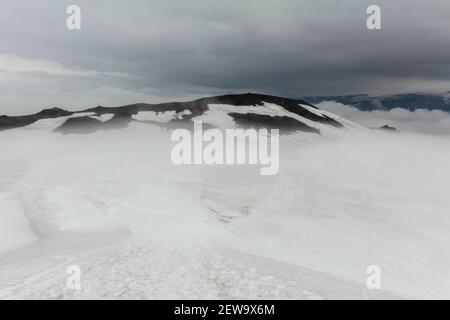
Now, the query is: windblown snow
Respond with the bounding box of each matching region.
[132,110,192,123]
[0,106,449,300]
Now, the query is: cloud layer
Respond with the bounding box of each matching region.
[1,0,450,114]
[318,101,450,135]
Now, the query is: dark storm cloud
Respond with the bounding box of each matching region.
[1,0,450,114]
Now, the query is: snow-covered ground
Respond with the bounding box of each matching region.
[0,121,449,299]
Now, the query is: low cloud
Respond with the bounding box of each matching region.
[318,101,450,135]
[0,54,131,78]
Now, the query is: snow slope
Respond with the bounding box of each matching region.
[0,121,449,299]
[192,103,349,133]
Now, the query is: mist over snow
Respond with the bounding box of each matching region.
[318,101,450,135]
[0,121,449,299]
[2,0,450,301]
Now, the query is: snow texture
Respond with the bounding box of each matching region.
[0,109,449,299]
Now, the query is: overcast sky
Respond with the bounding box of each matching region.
[1,0,450,115]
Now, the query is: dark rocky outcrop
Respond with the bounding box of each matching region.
[55,116,102,134]
[374,125,398,132]
[0,93,344,134]
[228,113,320,134]
[0,108,73,131]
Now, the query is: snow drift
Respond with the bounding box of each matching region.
[0,94,449,299]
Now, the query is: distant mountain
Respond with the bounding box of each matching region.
[0,93,354,135]
[303,92,450,112]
